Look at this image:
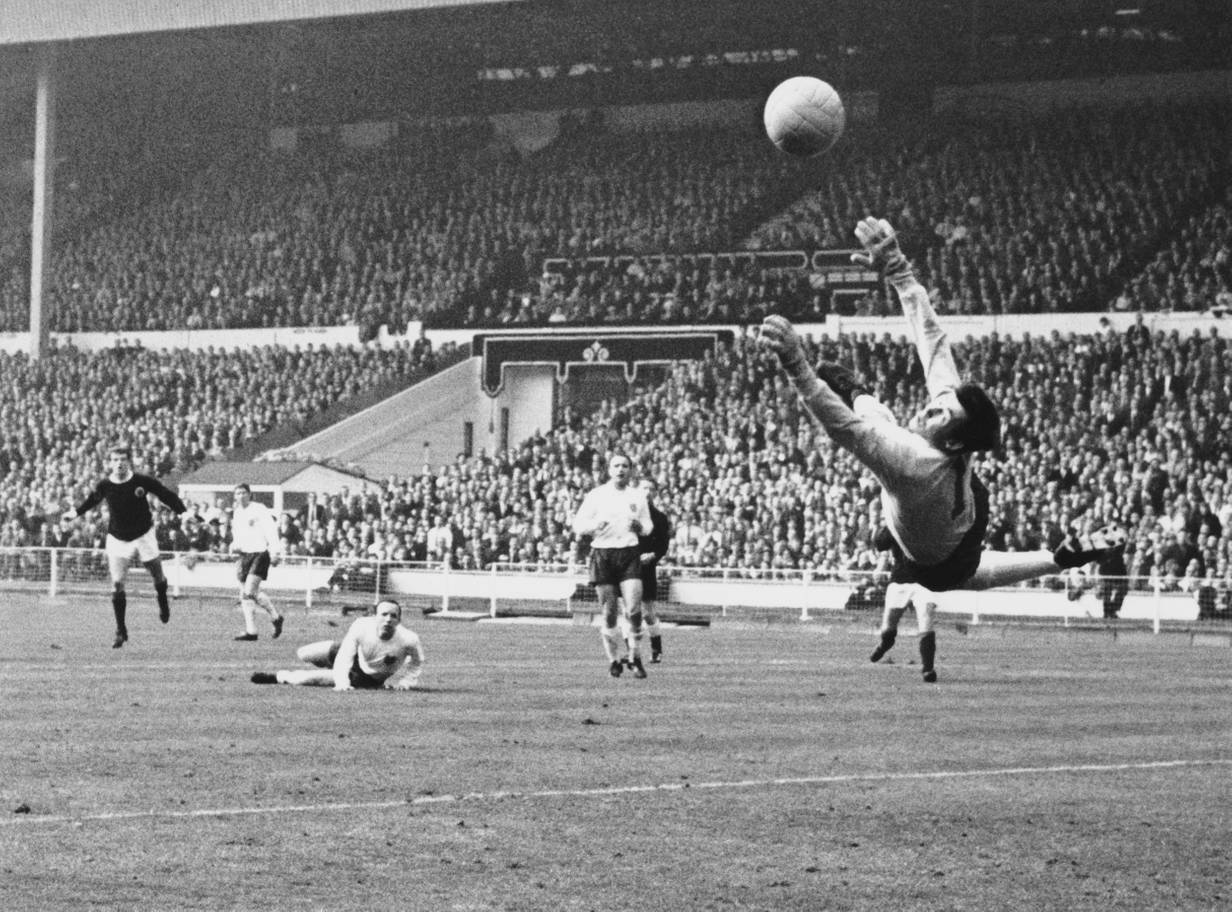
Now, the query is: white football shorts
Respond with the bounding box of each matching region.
[105,528,162,564]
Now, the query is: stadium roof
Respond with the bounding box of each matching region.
[178,460,368,487]
[0,0,519,45]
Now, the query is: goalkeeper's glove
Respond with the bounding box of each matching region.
[850,217,914,283]
[815,361,871,409]
[759,315,810,372]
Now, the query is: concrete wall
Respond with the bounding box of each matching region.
[154,556,1205,624]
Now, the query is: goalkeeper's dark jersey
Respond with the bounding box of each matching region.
[75,473,186,542]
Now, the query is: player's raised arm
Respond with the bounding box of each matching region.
[852,217,961,398]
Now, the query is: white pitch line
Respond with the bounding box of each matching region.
[4,758,1229,828]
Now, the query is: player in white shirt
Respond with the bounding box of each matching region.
[572,452,653,678]
[761,217,1125,681]
[229,484,286,641]
[250,599,424,690]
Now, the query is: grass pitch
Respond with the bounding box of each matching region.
[1,594,1229,911]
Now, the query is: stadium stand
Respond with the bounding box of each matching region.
[2,99,1227,333]
[81,320,1226,597]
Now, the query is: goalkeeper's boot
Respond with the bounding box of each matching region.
[609,660,624,678]
[112,628,128,649]
[630,656,648,679]
[234,632,259,642]
[922,670,938,683]
[870,629,897,663]
[1053,524,1127,569]
[250,672,277,685]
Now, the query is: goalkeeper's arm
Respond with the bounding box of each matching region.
[850,216,961,395]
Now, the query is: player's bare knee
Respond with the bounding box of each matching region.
[916,602,936,634]
[297,640,335,667]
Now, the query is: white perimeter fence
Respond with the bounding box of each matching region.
[2,547,1230,634]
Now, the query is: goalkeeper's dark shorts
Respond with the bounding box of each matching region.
[886,474,990,592]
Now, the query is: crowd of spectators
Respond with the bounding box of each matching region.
[48,318,1219,617]
[0,336,454,557]
[3,99,1226,334]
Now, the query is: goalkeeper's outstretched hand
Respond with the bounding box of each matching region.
[759,315,809,372]
[850,217,913,282]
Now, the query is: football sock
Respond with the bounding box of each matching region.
[601,625,623,663]
[112,589,127,635]
[650,634,663,656]
[240,597,259,635]
[918,631,936,674]
[155,579,170,623]
[870,628,896,661]
[629,625,646,661]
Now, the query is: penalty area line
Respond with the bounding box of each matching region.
[5,758,1230,828]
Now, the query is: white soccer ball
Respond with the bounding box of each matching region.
[763,76,846,158]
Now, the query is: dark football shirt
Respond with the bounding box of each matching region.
[76,473,187,542]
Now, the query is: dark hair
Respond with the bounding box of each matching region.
[108,445,132,458]
[951,382,1001,453]
[375,598,402,617]
[234,483,252,493]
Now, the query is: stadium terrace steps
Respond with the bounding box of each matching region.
[269,358,479,478]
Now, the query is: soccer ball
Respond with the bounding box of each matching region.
[763,76,846,157]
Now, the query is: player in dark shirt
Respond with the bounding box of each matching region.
[67,446,187,648]
[635,479,672,663]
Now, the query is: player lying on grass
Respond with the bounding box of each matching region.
[250,599,423,690]
[760,217,1125,677]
